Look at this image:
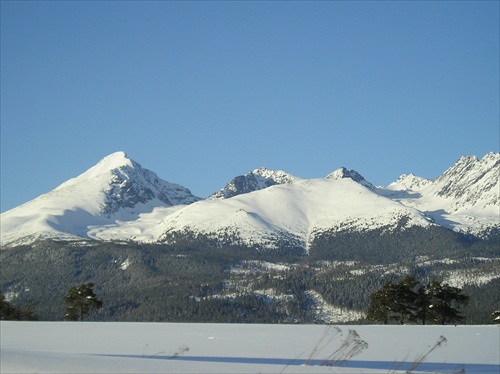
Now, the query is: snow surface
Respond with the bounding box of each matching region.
[1,322,498,373]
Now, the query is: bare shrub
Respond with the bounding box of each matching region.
[304,326,368,367]
[405,335,447,373]
[320,329,368,367]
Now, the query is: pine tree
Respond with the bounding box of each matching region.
[64,283,103,321]
[366,281,394,324]
[366,277,469,325]
[392,276,419,325]
[414,285,430,325]
[21,301,39,321]
[427,281,469,325]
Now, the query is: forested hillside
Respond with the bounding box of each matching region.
[1,226,498,324]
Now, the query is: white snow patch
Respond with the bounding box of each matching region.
[306,290,365,323]
[440,270,500,288]
[120,258,131,270]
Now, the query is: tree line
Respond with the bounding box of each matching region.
[1,283,102,322]
[0,292,38,321]
[4,278,500,325]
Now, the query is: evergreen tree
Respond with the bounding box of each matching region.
[0,292,39,321]
[366,277,469,325]
[0,292,20,320]
[392,276,419,325]
[414,285,431,325]
[366,281,394,324]
[21,301,39,321]
[427,281,469,325]
[64,283,103,321]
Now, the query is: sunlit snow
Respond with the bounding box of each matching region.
[1,322,499,374]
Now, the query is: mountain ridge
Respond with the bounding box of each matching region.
[385,152,499,236]
[1,152,499,248]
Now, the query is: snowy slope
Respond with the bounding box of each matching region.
[0,152,200,246]
[384,152,499,236]
[1,322,499,374]
[151,176,432,251]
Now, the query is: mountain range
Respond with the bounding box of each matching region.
[1,151,499,249]
[1,151,499,323]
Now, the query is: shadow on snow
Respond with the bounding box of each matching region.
[93,354,499,373]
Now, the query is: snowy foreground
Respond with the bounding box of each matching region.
[1,322,499,374]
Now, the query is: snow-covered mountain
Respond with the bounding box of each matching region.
[1,152,498,248]
[0,151,200,246]
[153,176,431,251]
[384,152,499,236]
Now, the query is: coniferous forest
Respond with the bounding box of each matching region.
[1,226,499,324]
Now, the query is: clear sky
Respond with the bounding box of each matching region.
[1,1,499,213]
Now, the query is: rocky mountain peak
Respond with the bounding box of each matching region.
[54,152,200,217]
[209,168,300,200]
[251,167,300,184]
[325,167,374,188]
[434,153,499,207]
[391,173,430,191]
[0,152,202,246]
[55,151,135,191]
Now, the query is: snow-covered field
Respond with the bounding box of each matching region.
[1,322,498,373]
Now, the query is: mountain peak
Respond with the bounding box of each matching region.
[325,167,373,188]
[434,152,499,205]
[209,167,300,200]
[92,151,135,174]
[251,167,300,184]
[390,173,430,191]
[54,151,136,190]
[0,152,201,246]
[99,151,132,168]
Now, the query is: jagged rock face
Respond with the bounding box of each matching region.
[102,170,168,217]
[390,152,499,211]
[209,167,300,199]
[52,151,201,218]
[385,152,499,237]
[100,159,200,217]
[433,152,499,209]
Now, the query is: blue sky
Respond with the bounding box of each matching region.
[1,1,499,213]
